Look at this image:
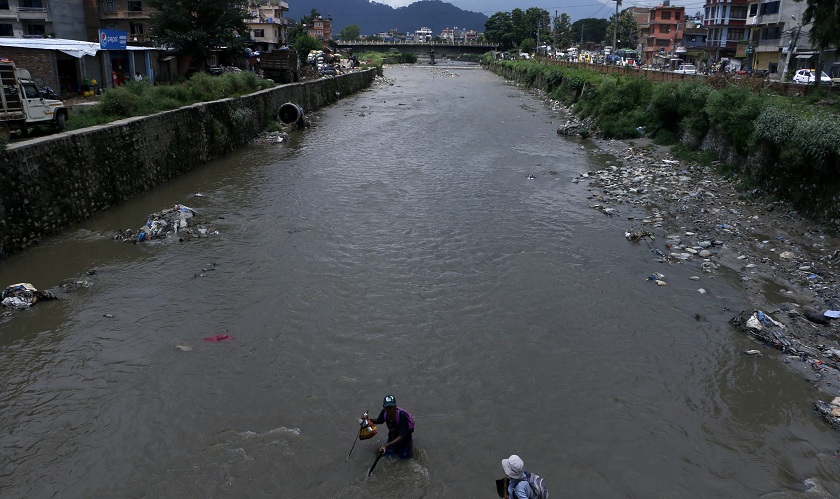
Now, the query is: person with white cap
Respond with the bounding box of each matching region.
[501,454,534,499]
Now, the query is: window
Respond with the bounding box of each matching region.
[129,22,143,35]
[0,24,12,36]
[103,0,116,13]
[20,0,43,7]
[127,0,142,12]
[749,4,758,16]
[656,39,670,46]
[23,83,39,98]
[731,7,747,19]
[761,26,781,40]
[661,11,671,19]
[26,24,45,36]
[759,1,779,15]
[675,11,681,20]
[0,0,8,9]
[728,28,745,40]
[253,29,264,37]
[660,25,671,34]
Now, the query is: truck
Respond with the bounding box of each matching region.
[259,48,299,84]
[0,61,68,141]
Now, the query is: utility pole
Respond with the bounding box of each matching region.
[613,0,621,49]
[780,17,801,83]
[554,10,558,58]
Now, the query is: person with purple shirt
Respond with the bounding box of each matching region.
[369,394,414,458]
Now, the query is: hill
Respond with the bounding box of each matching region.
[286,0,488,35]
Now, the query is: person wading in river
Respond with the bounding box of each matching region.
[369,395,414,458]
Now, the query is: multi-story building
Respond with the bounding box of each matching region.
[703,0,749,63]
[744,0,834,78]
[83,0,152,44]
[682,18,708,65]
[247,0,291,53]
[414,26,432,43]
[0,0,86,40]
[304,15,331,42]
[646,1,686,66]
[627,7,650,62]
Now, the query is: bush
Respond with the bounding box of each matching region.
[66,71,274,131]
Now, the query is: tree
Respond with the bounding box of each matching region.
[293,34,322,64]
[338,24,361,41]
[484,12,516,50]
[795,0,840,86]
[554,13,573,49]
[570,18,609,46]
[523,7,551,47]
[605,10,641,48]
[367,34,383,42]
[288,9,321,44]
[519,38,535,54]
[148,0,250,70]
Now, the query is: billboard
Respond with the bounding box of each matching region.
[99,30,127,50]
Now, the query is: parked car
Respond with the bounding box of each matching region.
[674,64,697,75]
[792,68,831,84]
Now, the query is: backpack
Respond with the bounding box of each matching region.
[526,472,548,499]
[397,408,415,432]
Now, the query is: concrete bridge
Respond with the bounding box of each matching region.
[335,41,497,57]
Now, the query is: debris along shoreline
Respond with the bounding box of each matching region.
[554,98,840,428]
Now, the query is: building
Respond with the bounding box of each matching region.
[744,0,834,78]
[627,7,650,62]
[703,0,749,64]
[414,26,432,43]
[247,0,291,53]
[682,19,708,65]
[646,1,687,67]
[82,0,152,45]
[0,0,86,40]
[304,15,331,42]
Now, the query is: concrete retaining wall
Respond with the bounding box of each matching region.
[0,69,378,259]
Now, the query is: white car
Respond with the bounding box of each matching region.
[674,64,697,75]
[792,69,831,84]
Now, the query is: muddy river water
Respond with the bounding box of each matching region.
[2,63,839,497]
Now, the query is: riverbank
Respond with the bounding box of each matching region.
[0,69,379,260]
[543,87,840,408]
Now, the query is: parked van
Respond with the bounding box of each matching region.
[0,61,68,140]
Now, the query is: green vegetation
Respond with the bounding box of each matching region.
[485,58,840,217]
[148,0,249,70]
[67,71,274,131]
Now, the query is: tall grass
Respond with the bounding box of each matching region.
[67,71,274,131]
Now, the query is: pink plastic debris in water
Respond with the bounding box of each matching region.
[202,334,234,342]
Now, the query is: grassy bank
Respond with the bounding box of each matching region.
[67,71,275,131]
[485,57,840,220]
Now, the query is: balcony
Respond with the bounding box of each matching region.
[19,9,49,21]
[101,10,150,20]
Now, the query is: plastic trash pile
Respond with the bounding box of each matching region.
[1,282,56,309]
[114,204,218,243]
[814,397,840,431]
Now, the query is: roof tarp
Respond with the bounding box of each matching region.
[0,38,157,58]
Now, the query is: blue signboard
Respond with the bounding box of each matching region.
[99,29,127,50]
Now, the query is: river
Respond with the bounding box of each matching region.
[1,63,839,498]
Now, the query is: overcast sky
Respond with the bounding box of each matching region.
[369,0,705,21]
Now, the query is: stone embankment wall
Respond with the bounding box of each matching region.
[485,62,840,223]
[0,69,379,258]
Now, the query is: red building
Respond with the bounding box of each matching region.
[305,16,332,42]
[646,1,686,66]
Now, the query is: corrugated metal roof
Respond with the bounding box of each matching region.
[0,38,158,58]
